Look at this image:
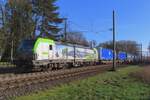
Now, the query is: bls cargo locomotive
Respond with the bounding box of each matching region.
[15,37,132,70]
[15,38,98,70]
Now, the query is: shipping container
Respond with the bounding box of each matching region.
[118,52,127,60]
[99,48,113,60]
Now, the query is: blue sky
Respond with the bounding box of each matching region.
[0,0,149,51]
[57,0,150,51]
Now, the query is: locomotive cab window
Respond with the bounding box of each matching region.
[49,45,53,50]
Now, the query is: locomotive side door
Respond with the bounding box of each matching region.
[48,45,53,60]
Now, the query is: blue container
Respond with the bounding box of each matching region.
[118,52,127,60]
[99,48,113,60]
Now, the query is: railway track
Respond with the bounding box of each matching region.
[0,64,121,100]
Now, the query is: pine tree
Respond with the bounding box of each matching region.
[31,0,63,38]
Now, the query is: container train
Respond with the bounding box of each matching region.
[14,38,136,70]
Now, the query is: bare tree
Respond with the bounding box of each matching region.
[63,31,89,46]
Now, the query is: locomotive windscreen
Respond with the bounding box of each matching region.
[18,40,35,52]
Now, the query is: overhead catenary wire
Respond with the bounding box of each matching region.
[67,20,113,40]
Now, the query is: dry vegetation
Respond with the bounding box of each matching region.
[131,66,150,84]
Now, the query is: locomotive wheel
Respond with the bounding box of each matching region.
[48,64,53,71]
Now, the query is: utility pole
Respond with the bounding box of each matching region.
[112,10,116,71]
[11,40,14,62]
[140,43,143,63]
[64,18,67,41]
[147,51,149,62]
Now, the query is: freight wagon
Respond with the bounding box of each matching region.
[97,48,113,64]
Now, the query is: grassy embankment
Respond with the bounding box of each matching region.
[15,66,150,100]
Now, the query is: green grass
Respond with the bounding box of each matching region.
[0,62,15,67]
[15,66,150,100]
